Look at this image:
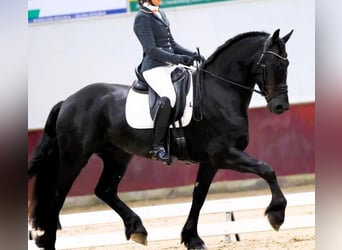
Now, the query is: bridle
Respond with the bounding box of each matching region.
[191,47,289,121]
[255,50,289,102]
[197,49,289,98]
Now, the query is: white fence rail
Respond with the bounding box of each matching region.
[28,192,315,249]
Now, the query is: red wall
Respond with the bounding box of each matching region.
[28,102,314,196]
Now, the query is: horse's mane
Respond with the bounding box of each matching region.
[202,31,269,68]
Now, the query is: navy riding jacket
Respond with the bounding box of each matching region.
[133,6,195,72]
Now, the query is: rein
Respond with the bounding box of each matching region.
[198,50,288,96]
[191,49,288,121]
[198,68,265,95]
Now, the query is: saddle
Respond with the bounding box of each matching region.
[131,65,192,161]
[132,65,191,123]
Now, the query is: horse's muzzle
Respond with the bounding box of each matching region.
[267,93,290,114]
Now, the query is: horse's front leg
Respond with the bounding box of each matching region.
[181,163,218,250]
[218,146,287,230]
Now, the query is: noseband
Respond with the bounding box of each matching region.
[256,50,289,102]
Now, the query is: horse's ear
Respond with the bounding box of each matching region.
[272,29,280,42]
[282,29,294,44]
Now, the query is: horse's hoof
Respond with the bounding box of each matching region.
[188,245,208,250]
[266,210,284,231]
[131,232,148,245]
[185,240,207,250]
[35,233,55,249]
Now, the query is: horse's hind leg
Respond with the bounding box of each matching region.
[34,151,89,250]
[95,147,148,245]
[181,163,218,249]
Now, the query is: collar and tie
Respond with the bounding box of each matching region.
[141,3,165,23]
[143,3,159,13]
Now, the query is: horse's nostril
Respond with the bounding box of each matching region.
[276,105,283,111]
[274,104,287,114]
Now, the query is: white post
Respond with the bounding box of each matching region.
[225,211,232,243]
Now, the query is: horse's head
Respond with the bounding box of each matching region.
[255,29,293,114]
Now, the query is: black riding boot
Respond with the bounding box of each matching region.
[150,97,172,164]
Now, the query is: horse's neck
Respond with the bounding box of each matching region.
[200,39,264,117]
[213,40,262,83]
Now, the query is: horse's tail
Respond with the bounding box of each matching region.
[28,101,63,230]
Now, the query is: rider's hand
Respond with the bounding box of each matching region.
[191,53,205,63]
[180,55,194,66]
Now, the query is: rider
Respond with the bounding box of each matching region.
[133,0,203,163]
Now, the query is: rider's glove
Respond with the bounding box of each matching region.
[180,55,194,66]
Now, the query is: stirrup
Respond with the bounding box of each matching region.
[150,145,171,165]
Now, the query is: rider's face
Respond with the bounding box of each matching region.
[150,0,161,6]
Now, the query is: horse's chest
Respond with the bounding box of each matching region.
[222,130,249,149]
[218,121,250,148]
[234,134,249,150]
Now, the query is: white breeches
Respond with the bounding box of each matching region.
[143,65,177,108]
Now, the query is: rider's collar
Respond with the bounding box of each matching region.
[143,2,159,13]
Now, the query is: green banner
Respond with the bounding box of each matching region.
[129,0,233,12]
[28,9,40,20]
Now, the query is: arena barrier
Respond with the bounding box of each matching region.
[28,192,314,249]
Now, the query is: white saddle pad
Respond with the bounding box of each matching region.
[125,80,193,129]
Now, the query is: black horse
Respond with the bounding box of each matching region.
[28,29,293,250]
